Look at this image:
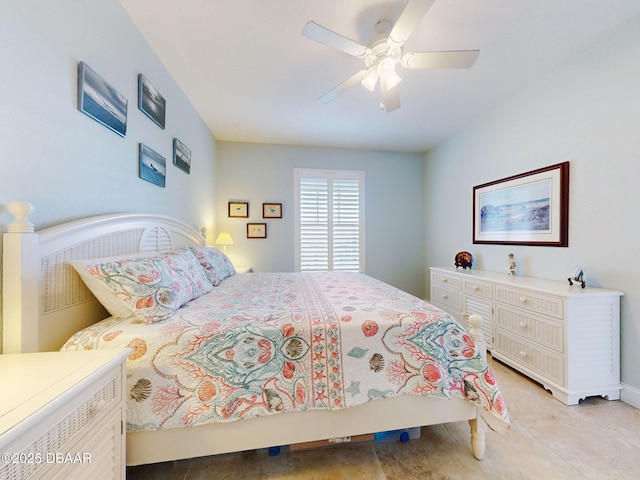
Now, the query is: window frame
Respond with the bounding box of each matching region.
[294,168,365,273]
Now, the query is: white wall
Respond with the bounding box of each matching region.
[0,0,218,351]
[216,142,426,298]
[424,15,640,391]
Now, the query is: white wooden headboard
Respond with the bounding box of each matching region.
[2,201,205,353]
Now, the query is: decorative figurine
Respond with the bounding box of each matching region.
[568,266,586,288]
[507,253,516,276]
[455,251,473,269]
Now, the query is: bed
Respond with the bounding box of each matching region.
[2,201,509,466]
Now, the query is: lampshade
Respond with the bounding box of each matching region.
[215,232,234,246]
[383,70,402,90]
[361,68,378,92]
[377,57,402,91]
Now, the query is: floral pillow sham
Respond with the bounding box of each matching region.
[190,247,236,286]
[73,248,211,324]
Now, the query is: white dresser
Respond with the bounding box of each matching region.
[430,267,623,405]
[0,349,129,479]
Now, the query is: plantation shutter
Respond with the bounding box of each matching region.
[332,179,361,271]
[295,169,364,272]
[299,177,329,271]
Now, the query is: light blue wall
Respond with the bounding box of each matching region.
[216,142,426,298]
[0,0,218,351]
[424,16,640,392]
[0,0,217,229]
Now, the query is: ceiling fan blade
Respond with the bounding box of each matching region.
[401,50,480,69]
[379,78,401,112]
[303,21,369,58]
[317,69,369,104]
[389,0,435,45]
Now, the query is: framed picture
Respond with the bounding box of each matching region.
[138,74,166,129]
[263,203,282,218]
[138,143,166,188]
[173,138,191,174]
[228,202,249,218]
[473,161,569,246]
[77,62,127,137]
[247,223,267,239]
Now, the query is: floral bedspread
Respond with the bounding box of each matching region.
[62,272,509,433]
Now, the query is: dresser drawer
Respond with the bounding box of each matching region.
[430,271,462,290]
[462,278,493,300]
[494,330,564,385]
[494,305,564,354]
[495,285,564,320]
[431,285,462,311]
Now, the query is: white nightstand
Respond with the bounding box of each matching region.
[0,349,130,479]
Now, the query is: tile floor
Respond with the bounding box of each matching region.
[127,356,640,479]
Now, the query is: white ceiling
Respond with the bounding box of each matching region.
[119,0,640,152]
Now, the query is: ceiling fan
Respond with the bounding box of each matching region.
[302,0,479,112]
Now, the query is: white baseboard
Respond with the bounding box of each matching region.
[621,383,640,409]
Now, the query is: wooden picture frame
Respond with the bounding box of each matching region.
[228,202,249,218]
[138,74,166,129]
[473,161,569,246]
[247,223,267,239]
[263,203,282,218]
[78,62,127,137]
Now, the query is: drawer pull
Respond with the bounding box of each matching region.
[441,294,448,299]
[441,278,448,283]
[519,322,527,329]
[473,286,481,291]
[519,296,528,304]
[89,399,108,417]
[518,351,527,359]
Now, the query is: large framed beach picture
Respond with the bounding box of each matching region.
[77,62,127,136]
[473,161,569,246]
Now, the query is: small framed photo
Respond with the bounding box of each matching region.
[138,74,166,129]
[263,203,282,218]
[247,223,267,239]
[228,201,249,218]
[173,138,191,174]
[78,62,127,137]
[139,143,166,188]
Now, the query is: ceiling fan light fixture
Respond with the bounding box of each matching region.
[384,70,402,90]
[376,57,401,91]
[303,0,477,111]
[376,57,396,78]
[361,69,379,91]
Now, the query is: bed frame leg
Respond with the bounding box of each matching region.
[467,314,486,358]
[467,314,488,460]
[468,416,487,460]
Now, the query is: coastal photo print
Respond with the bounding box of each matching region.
[138,74,166,129]
[473,162,569,246]
[139,143,166,187]
[77,62,128,136]
[173,138,191,174]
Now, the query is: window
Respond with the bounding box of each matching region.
[295,169,365,272]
